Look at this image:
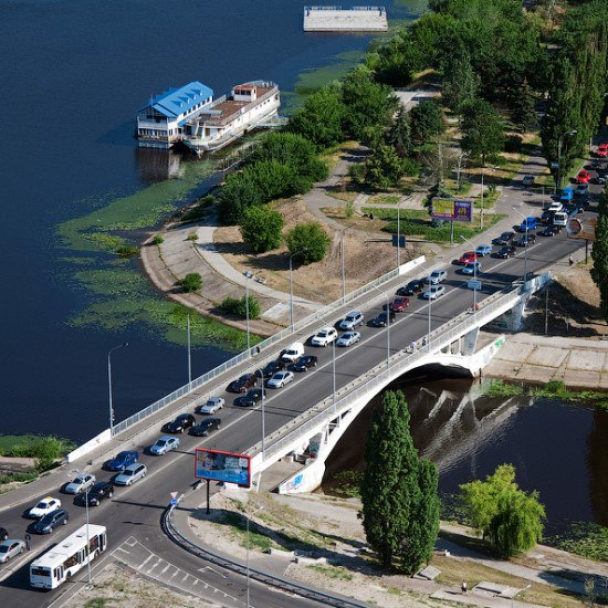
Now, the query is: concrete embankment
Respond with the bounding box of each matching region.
[483,332,608,391]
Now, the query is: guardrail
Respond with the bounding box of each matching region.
[112,261,419,437]
[163,505,367,608]
[255,285,524,464]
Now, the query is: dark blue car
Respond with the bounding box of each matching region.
[106,450,139,471]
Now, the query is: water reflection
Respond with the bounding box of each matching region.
[136,147,186,183]
[324,375,607,532]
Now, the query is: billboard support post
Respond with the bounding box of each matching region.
[206,479,210,515]
[450,220,454,245]
[586,239,589,264]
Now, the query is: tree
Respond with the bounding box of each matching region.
[460,464,545,558]
[220,295,261,320]
[441,47,480,116]
[288,86,346,150]
[239,205,284,253]
[385,109,411,158]
[591,190,608,323]
[360,390,439,573]
[510,79,537,133]
[177,273,202,293]
[460,99,505,165]
[409,100,444,147]
[285,222,330,265]
[218,172,263,224]
[363,143,405,190]
[374,31,414,87]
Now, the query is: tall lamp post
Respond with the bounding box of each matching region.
[372,286,391,370]
[187,314,192,384]
[460,236,480,313]
[512,207,530,282]
[341,223,357,304]
[246,504,264,608]
[396,199,406,269]
[254,368,266,458]
[108,342,128,436]
[289,248,307,332]
[555,129,578,194]
[480,166,498,230]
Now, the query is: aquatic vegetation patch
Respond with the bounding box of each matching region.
[483,380,608,407]
[546,522,608,562]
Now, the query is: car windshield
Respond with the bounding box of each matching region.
[35,501,48,509]
[0,546,8,553]
[156,440,167,447]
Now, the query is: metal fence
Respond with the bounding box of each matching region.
[112,264,410,437]
[256,286,524,463]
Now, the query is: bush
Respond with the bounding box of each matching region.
[116,245,138,258]
[239,205,284,253]
[177,273,202,293]
[286,223,331,265]
[153,235,164,245]
[220,295,261,320]
[187,231,199,241]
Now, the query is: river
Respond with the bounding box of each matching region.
[323,374,608,534]
[0,0,426,442]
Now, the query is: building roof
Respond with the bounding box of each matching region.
[150,81,213,118]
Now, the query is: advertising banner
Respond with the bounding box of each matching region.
[566,217,596,241]
[195,448,251,487]
[431,198,472,222]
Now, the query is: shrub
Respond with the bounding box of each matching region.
[178,273,202,293]
[286,222,330,265]
[153,235,164,245]
[220,295,261,320]
[116,245,138,258]
[187,231,199,241]
[239,205,284,253]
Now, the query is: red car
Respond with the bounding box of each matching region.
[389,297,410,312]
[597,143,608,158]
[576,169,591,184]
[458,251,477,265]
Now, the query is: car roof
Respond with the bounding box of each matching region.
[346,311,361,317]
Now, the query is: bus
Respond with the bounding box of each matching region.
[30,524,107,590]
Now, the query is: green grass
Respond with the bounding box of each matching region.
[0,434,74,458]
[0,472,38,485]
[483,380,525,398]
[307,564,353,581]
[482,380,608,407]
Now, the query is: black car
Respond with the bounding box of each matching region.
[493,246,516,259]
[396,279,422,296]
[370,310,396,327]
[516,234,536,247]
[0,527,7,542]
[228,373,257,393]
[540,210,555,225]
[236,388,266,407]
[492,231,515,246]
[293,355,318,372]
[163,413,196,434]
[190,418,221,437]
[81,481,114,506]
[538,225,560,237]
[31,509,69,534]
[255,360,285,379]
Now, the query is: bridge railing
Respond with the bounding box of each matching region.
[112,260,425,437]
[255,286,524,464]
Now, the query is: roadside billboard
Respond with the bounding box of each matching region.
[431,198,472,222]
[566,217,596,241]
[195,448,251,488]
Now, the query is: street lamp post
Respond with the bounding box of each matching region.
[372,286,391,369]
[512,207,529,282]
[254,368,266,458]
[461,236,479,313]
[289,249,307,332]
[108,343,128,436]
[187,314,192,384]
[341,223,357,304]
[556,129,578,194]
[246,504,264,608]
[84,486,92,584]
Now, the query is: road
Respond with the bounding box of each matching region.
[0,172,602,606]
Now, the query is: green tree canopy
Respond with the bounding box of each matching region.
[363,143,406,190]
[288,86,346,150]
[285,222,330,265]
[409,99,444,147]
[441,46,480,116]
[360,390,439,573]
[460,464,545,558]
[239,205,284,253]
[460,98,505,165]
[385,108,412,158]
[591,189,608,323]
[218,172,263,224]
[177,273,202,293]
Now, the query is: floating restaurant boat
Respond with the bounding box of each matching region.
[136,80,282,154]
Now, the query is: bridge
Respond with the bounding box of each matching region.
[68,252,552,496]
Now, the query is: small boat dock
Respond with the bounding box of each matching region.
[303,6,388,32]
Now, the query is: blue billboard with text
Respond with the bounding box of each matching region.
[195,448,251,488]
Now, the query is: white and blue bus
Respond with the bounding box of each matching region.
[30,524,107,589]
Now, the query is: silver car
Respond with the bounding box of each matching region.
[64,473,96,495]
[114,463,147,486]
[339,311,364,330]
[197,397,225,415]
[336,331,361,347]
[0,539,25,564]
[149,436,180,456]
[266,371,294,389]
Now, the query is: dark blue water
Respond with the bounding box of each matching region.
[0,0,426,442]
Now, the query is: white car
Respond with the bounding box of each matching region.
[311,327,338,347]
[28,496,62,519]
[149,436,180,456]
[422,285,446,300]
[266,371,295,389]
[197,397,225,415]
[339,311,364,330]
[424,270,447,284]
[336,331,361,347]
[64,473,96,495]
[547,201,563,213]
[0,540,26,563]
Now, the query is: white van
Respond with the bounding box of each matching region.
[281,342,305,362]
[553,212,568,227]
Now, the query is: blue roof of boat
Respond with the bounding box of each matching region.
[150,81,213,118]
